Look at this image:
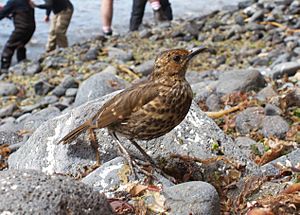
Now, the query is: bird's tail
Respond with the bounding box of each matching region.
[58,121,91,144]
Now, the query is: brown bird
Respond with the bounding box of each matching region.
[59,46,208,176]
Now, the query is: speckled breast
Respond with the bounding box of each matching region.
[110,81,193,140]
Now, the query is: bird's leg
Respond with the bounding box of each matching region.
[129,139,157,167]
[88,127,101,167]
[129,139,174,182]
[111,132,152,179]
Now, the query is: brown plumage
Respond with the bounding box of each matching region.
[59,47,208,174]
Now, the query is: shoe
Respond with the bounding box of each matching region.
[1,56,11,70]
[153,8,168,24]
[103,30,113,36]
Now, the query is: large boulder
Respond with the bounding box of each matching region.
[74,66,128,106]
[0,169,114,214]
[8,91,256,176]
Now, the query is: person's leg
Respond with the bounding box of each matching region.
[46,14,58,52]
[16,26,35,62]
[149,0,171,23]
[1,28,24,69]
[160,0,173,20]
[55,8,73,48]
[129,0,147,31]
[101,0,113,35]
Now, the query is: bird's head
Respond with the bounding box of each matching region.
[150,46,208,80]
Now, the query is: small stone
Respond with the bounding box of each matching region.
[235,107,265,135]
[39,95,59,106]
[206,94,221,111]
[65,88,78,97]
[264,104,282,116]
[83,46,100,61]
[216,69,266,95]
[34,80,53,96]
[285,87,300,107]
[212,34,225,42]
[164,181,220,215]
[261,116,289,139]
[134,60,154,76]
[52,85,66,97]
[107,47,134,62]
[249,10,264,22]
[0,82,18,96]
[61,76,78,89]
[270,62,300,79]
[256,85,277,102]
[139,29,153,38]
[0,103,17,118]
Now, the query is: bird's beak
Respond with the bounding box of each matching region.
[187,46,208,61]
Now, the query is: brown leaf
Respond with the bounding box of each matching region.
[129,184,148,197]
[109,198,134,215]
[247,208,274,215]
[281,183,300,194]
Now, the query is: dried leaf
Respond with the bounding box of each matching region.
[109,198,135,215]
[281,183,300,194]
[247,208,274,215]
[129,184,148,197]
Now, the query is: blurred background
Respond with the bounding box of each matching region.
[0,0,243,59]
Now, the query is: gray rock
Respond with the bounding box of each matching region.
[139,29,153,38]
[83,46,100,61]
[270,61,300,79]
[65,88,78,97]
[34,80,53,96]
[0,103,17,118]
[61,76,79,89]
[249,10,264,22]
[164,181,220,215]
[261,149,300,175]
[0,82,18,96]
[107,47,133,62]
[186,71,207,85]
[39,95,59,106]
[42,56,70,69]
[261,116,289,138]
[0,169,114,214]
[256,85,277,102]
[82,157,174,195]
[206,94,221,111]
[264,104,282,116]
[192,81,218,103]
[8,91,237,176]
[52,85,66,97]
[285,87,300,107]
[235,107,265,135]
[134,59,155,76]
[74,66,128,106]
[212,34,225,42]
[0,131,22,146]
[216,69,266,95]
[19,103,42,114]
[8,61,42,75]
[21,107,61,132]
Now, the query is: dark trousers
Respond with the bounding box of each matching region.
[129,0,173,31]
[1,13,35,69]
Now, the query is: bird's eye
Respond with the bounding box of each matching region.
[173,55,181,62]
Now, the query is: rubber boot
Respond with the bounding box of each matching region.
[153,7,168,24]
[1,56,11,70]
[17,47,26,62]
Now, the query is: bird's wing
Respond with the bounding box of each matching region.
[91,81,160,128]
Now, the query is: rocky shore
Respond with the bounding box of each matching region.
[0,0,299,214]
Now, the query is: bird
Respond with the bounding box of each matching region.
[59,46,209,176]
